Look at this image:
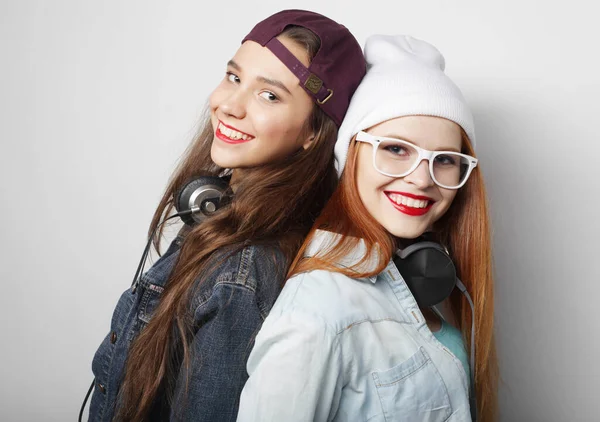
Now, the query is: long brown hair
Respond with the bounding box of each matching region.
[117,26,338,421]
[289,132,499,421]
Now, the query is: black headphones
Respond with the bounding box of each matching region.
[78,175,229,422]
[393,238,478,422]
[80,181,478,421]
[174,175,230,226]
[129,175,229,292]
[393,239,457,308]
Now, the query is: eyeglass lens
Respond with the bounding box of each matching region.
[376,140,470,188]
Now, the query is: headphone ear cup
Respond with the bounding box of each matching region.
[394,244,457,307]
[175,176,229,226]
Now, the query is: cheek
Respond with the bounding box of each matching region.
[208,83,227,111]
[354,151,370,201]
[253,109,304,140]
[355,170,369,204]
[433,190,458,220]
[355,150,385,209]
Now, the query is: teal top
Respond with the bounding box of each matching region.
[432,320,471,382]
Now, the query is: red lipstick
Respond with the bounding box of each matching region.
[215,121,254,144]
[385,191,434,217]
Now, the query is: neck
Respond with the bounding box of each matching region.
[395,237,420,249]
[395,231,436,249]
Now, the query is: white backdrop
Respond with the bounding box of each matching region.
[1,1,598,421]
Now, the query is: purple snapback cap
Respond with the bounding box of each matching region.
[242,9,366,127]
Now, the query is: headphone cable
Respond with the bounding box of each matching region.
[78,379,95,422]
[456,278,478,422]
[78,207,198,421]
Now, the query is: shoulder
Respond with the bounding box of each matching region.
[267,269,376,333]
[202,243,286,288]
[191,243,288,318]
[241,243,288,289]
[242,243,289,317]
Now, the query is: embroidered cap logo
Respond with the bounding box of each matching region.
[304,74,323,94]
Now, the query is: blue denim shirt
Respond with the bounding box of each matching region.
[89,233,286,421]
[238,231,471,421]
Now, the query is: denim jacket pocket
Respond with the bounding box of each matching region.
[372,347,452,422]
[138,282,165,324]
[124,281,165,344]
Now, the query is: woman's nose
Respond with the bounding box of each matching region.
[402,160,435,189]
[218,89,248,120]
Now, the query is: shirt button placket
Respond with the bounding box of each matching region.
[97,382,106,394]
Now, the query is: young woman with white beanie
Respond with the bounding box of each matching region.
[237,34,498,422]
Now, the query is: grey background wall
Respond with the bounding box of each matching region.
[1,1,598,421]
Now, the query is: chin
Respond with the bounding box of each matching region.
[210,145,236,168]
[392,232,422,240]
[210,154,229,168]
[384,223,428,240]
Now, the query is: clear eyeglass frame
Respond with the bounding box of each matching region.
[355,131,478,190]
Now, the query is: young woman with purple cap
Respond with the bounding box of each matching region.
[238,35,498,421]
[83,10,366,422]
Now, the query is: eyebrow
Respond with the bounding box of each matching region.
[227,60,241,71]
[227,60,292,95]
[381,132,461,152]
[256,76,292,95]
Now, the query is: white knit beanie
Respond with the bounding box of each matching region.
[334,34,476,176]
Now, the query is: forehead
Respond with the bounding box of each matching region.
[232,39,308,90]
[368,116,462,150]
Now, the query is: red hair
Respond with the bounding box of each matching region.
[289,132,499,421]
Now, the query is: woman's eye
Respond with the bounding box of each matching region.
[259,91,279,102]
[226,72,240,84]
[435,154,457,166]
[384,145,408,155]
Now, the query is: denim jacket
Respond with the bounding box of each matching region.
[89,233,286,421]
[238,230,471,422]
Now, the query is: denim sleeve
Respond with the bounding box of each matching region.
[237,307,344,422]
[170,281,263,422]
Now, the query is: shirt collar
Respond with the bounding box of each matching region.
[304,230,380,283]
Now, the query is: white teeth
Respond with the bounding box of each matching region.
[219,122,251,140]
[388,193,430,209]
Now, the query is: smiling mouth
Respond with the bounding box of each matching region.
[216,121,255,144]
[385,192,435,216]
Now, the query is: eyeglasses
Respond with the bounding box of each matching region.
[355,131,478,189]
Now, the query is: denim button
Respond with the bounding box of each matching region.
[97,382,106,394]
[110,331,117,344]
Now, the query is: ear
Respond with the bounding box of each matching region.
[301,133,316,150]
